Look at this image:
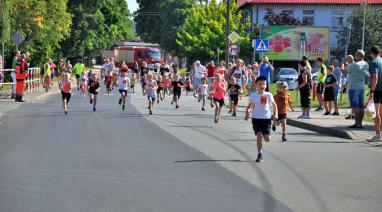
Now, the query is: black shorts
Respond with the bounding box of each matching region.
[374,91,382,104]
[277,113,287,121]
[213,98,225,106]
[173,92,181,99]
[316,82,324,94]
[252,118,271,136]
[324,87,334,101]
[300,87,311,109]
[75,74,80,79]
[61,91,71,102]
[157,87,163,94]
[130,84,135,88]
[229,95,239,106]
[119,89,127,95]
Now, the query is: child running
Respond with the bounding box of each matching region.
[171,74,183,109]
[245,76,278,163]
[156,75,164,104]
[59,73,72,115]
[273,81,294,142]
[146,72,158,115]
[79,72,88,98]
[185,77,191,96]
[212,73,226,123]
[118,70,130,111]
[88,73,101,112]
[163,74,170,98]
[130,73,137,93]
[141,74,147,96]
[228,77,241,116]
[198,77,209,111]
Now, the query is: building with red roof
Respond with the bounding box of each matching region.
[237,0,382,56]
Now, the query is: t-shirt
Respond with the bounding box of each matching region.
[247,79,257,95]
[316,64,327,84]
[369,57,382,91]
[232,69,244,87]
[185,79,191,88]
[44,63,51,77]
[213,82,225,99]
[333,66,342,88]
[88,80,100,94]
[325,73,337,86]
[160,66,170,76]
[118,76,130,90]
[347,61,369,90]
[146,80,157,96]
[193,65,206,78]
[228,84,240,96]
[61,80,71,93]
[163,78,170,88]
[207,65,217,78]
[80,76,88,86]
[102,63,109,73]
[199,84,208,95]
[141,67,149,76]
[249,92,274,119]
[74,63,85,75]
[274,92,290,115]
[259,64,271,83]
[172,81,183,93]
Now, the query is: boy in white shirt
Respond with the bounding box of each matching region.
[245,76,278,163]
[118,70,130,111]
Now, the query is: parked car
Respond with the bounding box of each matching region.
[275,68,298,90]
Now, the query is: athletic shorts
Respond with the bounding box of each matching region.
[119,89,128,95]
[157,87,163,94]
[173,92,181,99]
[324,87,334,101]
[316,82,324,94]
[61,91,71,102]
[147,92,156,101]
[213,98,225,106]
[229,95,239,106]
[374,91,382,104]
[252,118,271,136]
[130,84,135,89]
[300,87,311,109]
[75,74,80,79]
[277,113,287,121]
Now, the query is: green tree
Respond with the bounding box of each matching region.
[176,0,254,64]
[61,0,135,60]
[263,8,301,26]
[0,0,11,45]
[7,0,72,66]
[337,6,382,60]
[134,0,162,43]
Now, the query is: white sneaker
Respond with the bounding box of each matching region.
[302,115,311,119]
[367,135,382,142]
[297,115,305,119]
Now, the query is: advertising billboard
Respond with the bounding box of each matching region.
[261,26,330,61]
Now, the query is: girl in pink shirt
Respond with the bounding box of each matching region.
[59,73,72,115]
[212,73,226,123]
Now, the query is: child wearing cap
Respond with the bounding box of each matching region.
[273,81,294,142]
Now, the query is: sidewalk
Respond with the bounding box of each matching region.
[235,96,381,145]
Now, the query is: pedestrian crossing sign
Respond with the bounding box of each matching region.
[255,40,269,53]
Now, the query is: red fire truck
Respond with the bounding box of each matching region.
[103,42,162,69]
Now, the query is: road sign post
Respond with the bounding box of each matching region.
[255,40,269,53]
[11,31,25,51]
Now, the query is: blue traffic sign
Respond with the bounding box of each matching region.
[255,40,269,53]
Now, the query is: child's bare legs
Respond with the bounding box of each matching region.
[256,133,263,153]
[328,101,333,113]
[63,99,67,112]
[93,95,97,109]
[202,97,206,109]
[324,101,329,112]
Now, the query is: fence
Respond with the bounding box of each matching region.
[0,68,41,95]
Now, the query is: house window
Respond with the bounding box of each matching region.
[302,10,314,25]
[282,10,294,16]
[331,11,344,30]
[241,10,251,23]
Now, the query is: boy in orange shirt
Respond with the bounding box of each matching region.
[273,81,294,142]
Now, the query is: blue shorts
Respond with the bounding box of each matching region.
[147,92,156,101]
[333,87,340,103]
[348,89,365,109]
[193,77,201,88]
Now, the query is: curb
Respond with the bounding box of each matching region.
[287,119,353,140]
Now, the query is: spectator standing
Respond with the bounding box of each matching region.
[367,46,382,142]
[297,60,312,119]
[332,59,342,115]
[344,51,369,128]
[259,56,274,92]
[314,57,327,112]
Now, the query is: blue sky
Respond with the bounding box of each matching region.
[126,0,138,13]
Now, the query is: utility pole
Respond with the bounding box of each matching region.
[225,0,230,64]
[361,0,367,50]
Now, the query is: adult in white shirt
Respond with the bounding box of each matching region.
[191,60,206,96]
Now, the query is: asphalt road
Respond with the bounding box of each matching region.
[0,85,381,212]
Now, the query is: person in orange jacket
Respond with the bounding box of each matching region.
[15,54,28,102]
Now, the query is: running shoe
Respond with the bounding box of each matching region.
[332,112,340,116]
[90,99,93,104]
[228,109,232,114]
[367,135,382,142]
[214,118,218,123]
[315,107,324,112]
[118,98,122,105]
[64,111,67,115]
[122,105,125,111]
[297,115,305,119]
[93,107,96,112]
[345,114,354,119]
[211,103,214,108]
[323,111,330,115]
[272,124,276,131]
[176,105,179,109]
[149,110,152,115]
[202,107,205,111]
[255,153,263,163]
[302,115,311,119]
[282,135,287,142]
[232,112,237,117]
